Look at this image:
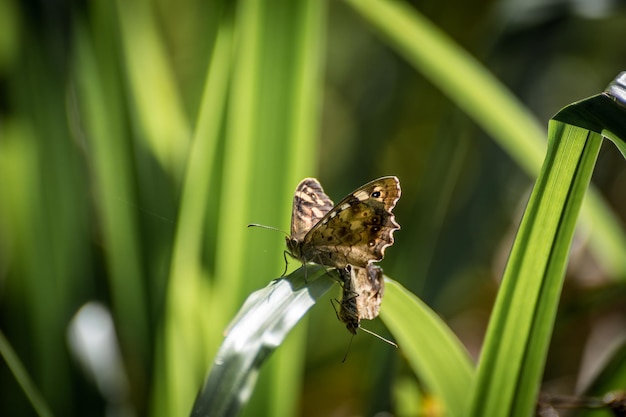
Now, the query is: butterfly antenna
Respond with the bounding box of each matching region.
[359,326,398,348]
[280,251,290,277]
[247,223,289,236]
[248,224,293,277]
[341,333,355,363]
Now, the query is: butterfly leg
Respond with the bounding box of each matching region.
[280,251,290,277]
[280,251,311,285]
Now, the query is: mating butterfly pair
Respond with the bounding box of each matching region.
[286,176,401,334]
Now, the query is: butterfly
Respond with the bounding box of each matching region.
[335,270,360,335]
[285,176,401,270]
[333,264,397,359]
[336,263,385,334]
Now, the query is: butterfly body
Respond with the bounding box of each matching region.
[287,176,401,269]
[337,276,360,334]
[337,264,385,334]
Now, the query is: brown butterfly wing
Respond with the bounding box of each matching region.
[352,263,384,320]
[300,176,401,268]
[289,178,334,241]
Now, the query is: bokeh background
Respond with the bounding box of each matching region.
[1,0,626,416]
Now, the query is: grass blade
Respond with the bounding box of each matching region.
[157,14,234,417]
[380,279,474,417]
[0,330,53,417]
[470,122,602,417]
[190,266,336,417]
[471,73,626,417]
[114,0,191,175]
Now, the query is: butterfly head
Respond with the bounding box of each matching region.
[285,237,302,261]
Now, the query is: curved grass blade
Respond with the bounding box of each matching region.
[114,0,191,174]
[157,16,234,417]
[470,73,626,417]
[553,71,626,157]
[380,278,474,417]
[470,122,602,417]
[553,72,626,277]
[190,265,336,417]
[0,330,53,417]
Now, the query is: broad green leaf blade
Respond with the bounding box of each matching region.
[510,126,603,417]
[208,2,327,417]
[553,71,626,155]
[157,2,327,416]
[158,17,234,417]
[470,122,602,417]
[550,75,626,277]
[471,72,626,417]
[380,279,474,417]
[190,266,336,417]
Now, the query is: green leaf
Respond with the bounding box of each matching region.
[190,266,336,417]
[470,122,602,417]
[470,75,626,417]
[380,279,474,417]
[157,2,327,416]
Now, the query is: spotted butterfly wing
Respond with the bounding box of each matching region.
[351,263,384,320]
[289,178,335,242]
[287,176,401,269]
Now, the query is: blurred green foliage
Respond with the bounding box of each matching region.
[0,0,625,416]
